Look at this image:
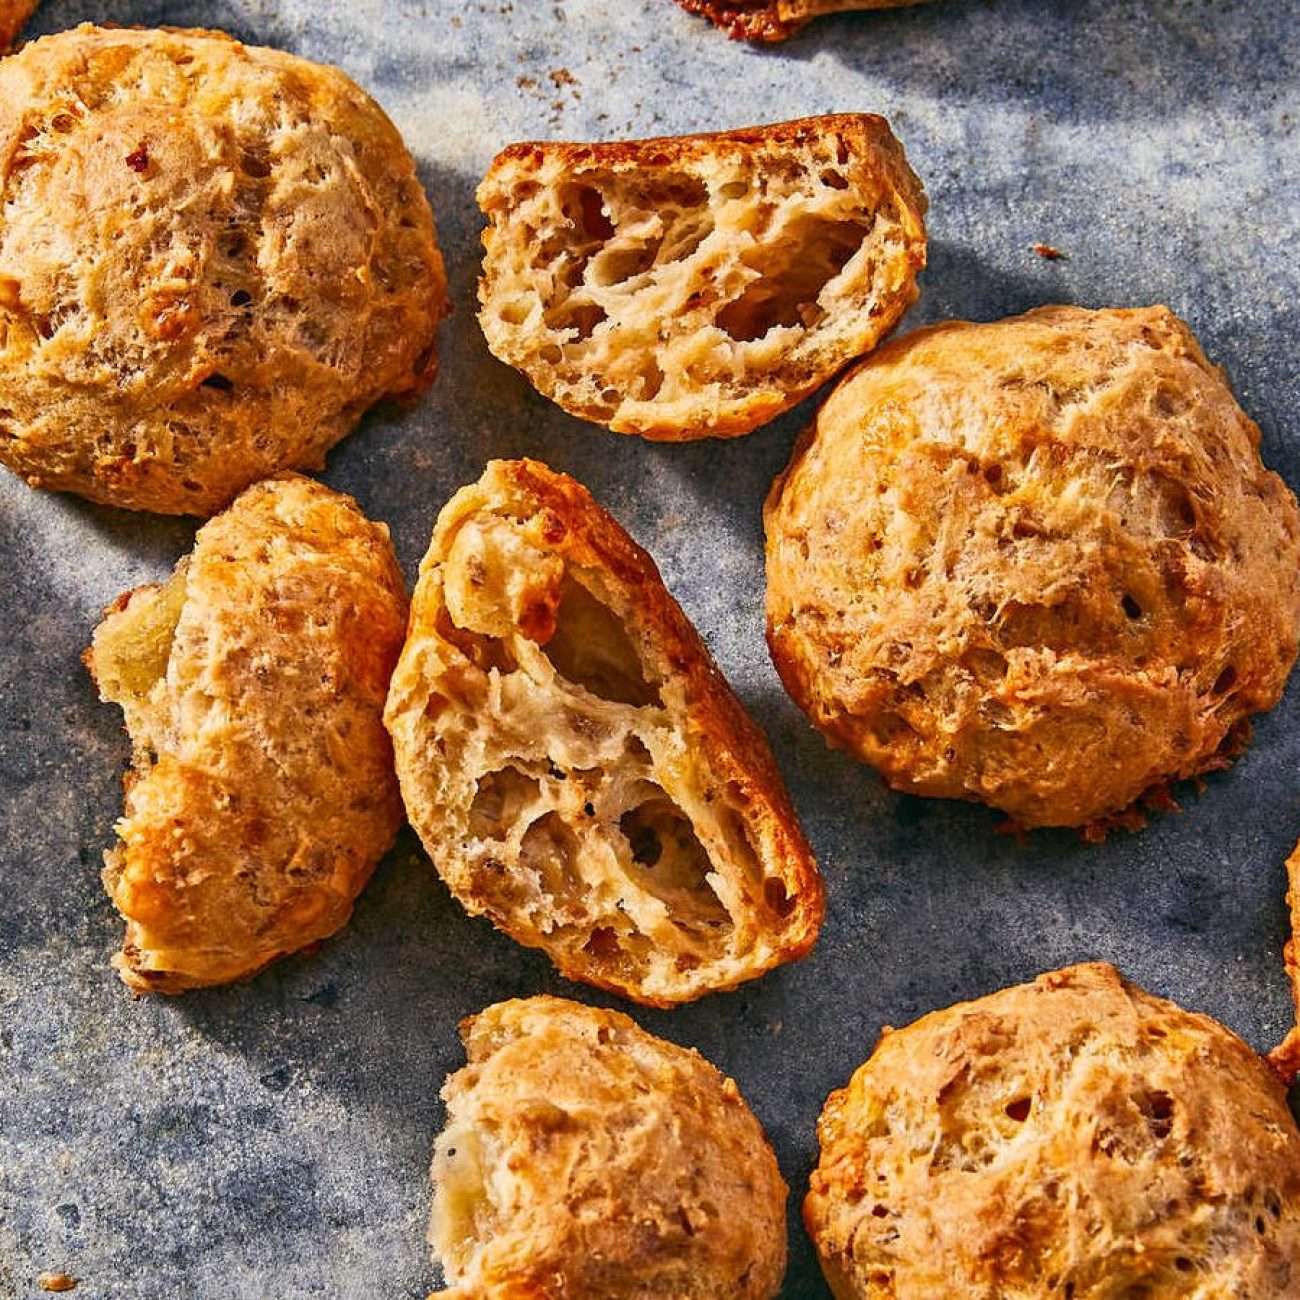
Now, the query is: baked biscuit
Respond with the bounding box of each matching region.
[1266,836,1300,1083]
[677,0,926,43]
[766,305,1300,829]
[0,25,447,515]
[86,474,408,992]
[805,963,1300,1298]
[0,0,38,50]
[384,459,823,1007]
[477,116,926,440]
[429,996,787,1298]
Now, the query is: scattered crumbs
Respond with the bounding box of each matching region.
[1032,242,1066,261]
[38,1275,77,1293]
[124,142,149,173]
[771,1019,783,1037]
[516,75,537,90]
[549,68,578,89]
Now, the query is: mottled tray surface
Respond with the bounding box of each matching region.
[3,1,1299,1295]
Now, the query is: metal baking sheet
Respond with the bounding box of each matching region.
[4,1,1298,1295]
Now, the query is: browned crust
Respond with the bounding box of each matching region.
[487,112,914,176]
[806,962,1300,1298]
[0,24,447,514]
[87,473,409,993]
[429,997,789,1296]
[0,0,38,51]
[675,0,925,42]
[764,305,1300,829]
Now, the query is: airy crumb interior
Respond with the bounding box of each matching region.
[428,1116,504,1284]
[482,132,917,428]
[426,507,784,996]
[90,562,189,749]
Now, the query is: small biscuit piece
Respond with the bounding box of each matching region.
[677,0,926,43]
[805,963,1300,1298]
[766,305,1300,828]
[0,25,447,515]
[477,115,927,440]
[429,996,788,1299]
[1266,836,1300,1083]
[86,474,408,992]
[0,1,38,50]
[384,459,823,1007]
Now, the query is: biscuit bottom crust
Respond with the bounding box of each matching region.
[384,458,822,1006]
[805,963,1300,1298]
[765,305,1300,828]
[430,997,788,1298]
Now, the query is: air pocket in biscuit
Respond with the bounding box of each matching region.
[384,458,823,1006]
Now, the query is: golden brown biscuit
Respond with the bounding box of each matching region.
[384,459,823,1007]
[677,0,926,42]
[86,474,408,992]
[477,116,926,440]
[0,0,38,50]
[429,996,788,1298]
[766,305,1300,829]
[1266,836,1300,1083]
[805,963,1300,1299]
[0,25,447,515]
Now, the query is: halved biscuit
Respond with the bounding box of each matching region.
[477,115,927,440]
[677,0,927,43]
[429,996,788,1298]
[383,459,822,1006]
[86,474,408,991]
[806,963,1300,1298]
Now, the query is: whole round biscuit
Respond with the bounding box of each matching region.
[805,963,1300,1298]
[429,996,788,1298]
[0,25,446,514]
[765,305,1300,828]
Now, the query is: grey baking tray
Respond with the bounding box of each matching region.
[3,1,1299,1295]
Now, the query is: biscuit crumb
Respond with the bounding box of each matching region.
[476,115,927,440]
[1032,242,1066,260]
[38,1274,77,1292]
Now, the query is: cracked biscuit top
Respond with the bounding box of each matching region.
[0,25,446,514]
[430,996,788,1299]
[87,474,408,991]
[806,963,1300,1298]
[766,305,1300,829]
